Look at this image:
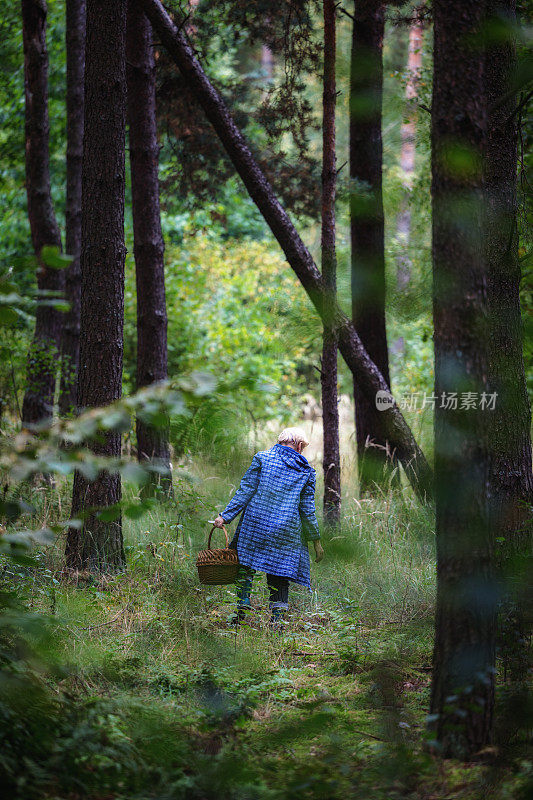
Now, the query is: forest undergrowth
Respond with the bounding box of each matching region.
[2,451,529,800]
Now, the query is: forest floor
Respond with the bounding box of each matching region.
[4,452,531,800]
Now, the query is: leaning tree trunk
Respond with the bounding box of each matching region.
[126,0,172,494]
[350,1,396,493]
[138,0,434,502]
[59,0,85,415]
[66,0,127,573]
[429,0,498,758]
[21,0,64,426]
[321,0,341,526]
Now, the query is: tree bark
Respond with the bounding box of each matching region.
[138,0,434,502]
[484,0,532,698]
[126,0,172,494]
[429,0,497,758]
[321,0,340,526]
[66,0,127,573]
[484,0,533,548]
[350,1,397,494]
[59,0,85,415]
[21,0,64,426]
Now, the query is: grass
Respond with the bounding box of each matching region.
[2,448,531,799]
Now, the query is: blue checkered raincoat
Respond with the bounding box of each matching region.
[220,444,320,587]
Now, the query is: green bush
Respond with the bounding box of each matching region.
[123,236,322,463]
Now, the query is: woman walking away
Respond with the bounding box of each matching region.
[213,428,324,629]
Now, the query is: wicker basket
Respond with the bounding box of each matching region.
[196,525,240,585]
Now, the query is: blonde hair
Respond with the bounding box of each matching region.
[277,427,309,449]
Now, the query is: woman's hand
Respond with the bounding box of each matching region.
[314,541,324,563]
[213,515,226,528]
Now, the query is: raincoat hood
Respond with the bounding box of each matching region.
[273,443,312,472]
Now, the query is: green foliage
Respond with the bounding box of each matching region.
[40,244,73,270]
[0,0,67,277]
[1,383,187,506]
[123,236,320,462]
[0,447,529,799]
[0,536,143,799]
[0,3,531,796]
[157,0,321,219]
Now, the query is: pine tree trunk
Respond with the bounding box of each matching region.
[139,0,434,501]
[21,0,64,426]
[484,0,532,695]
[485,0,533,547]
[126,0,171,495]
[396,19,423,291]
[59,0,85,415]
[430,0,496,757]
[66,0,127,573]
[350,2,396,493]
[321,0,340,526]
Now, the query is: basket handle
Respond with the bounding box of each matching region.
[208,524,229,549]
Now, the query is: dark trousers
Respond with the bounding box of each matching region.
[236,566,289,610]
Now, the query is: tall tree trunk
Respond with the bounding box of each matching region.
[430,0,497,758]
[485,0,533,549]
[66,0,127,573]
[396,18,423,291]
[321,0,340,526]
[21,0,64,426]
[350,2,396,493]
[485,0,532,700]
[138,0,434,502]
[126,0,171,494]
[59,0,86,415]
